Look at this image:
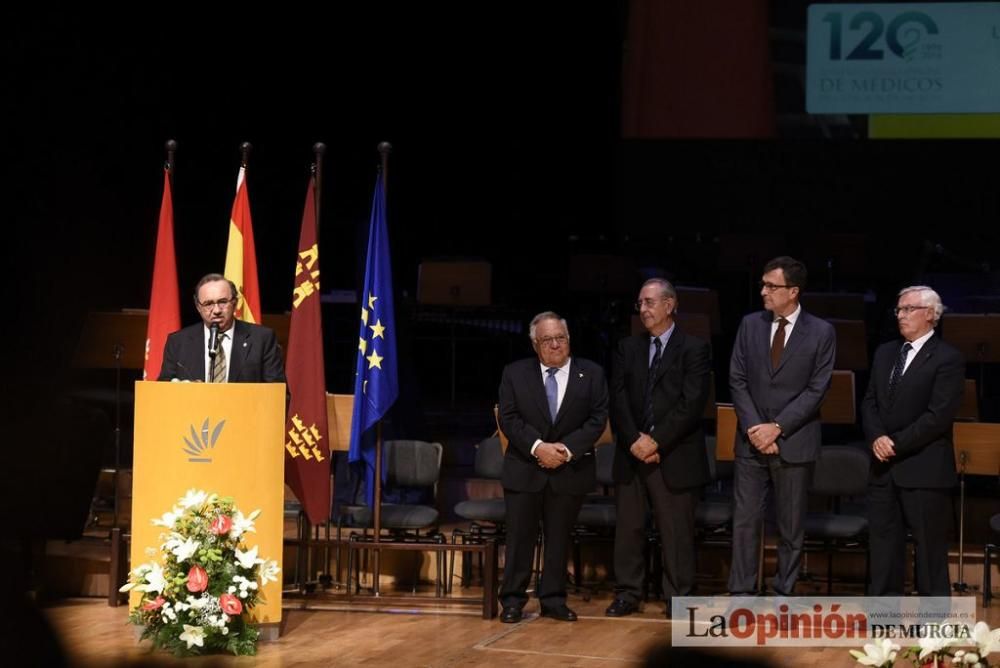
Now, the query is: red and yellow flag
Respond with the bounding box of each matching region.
[283,174,330,524]
[143,167,181,380]
[224,166,261,323]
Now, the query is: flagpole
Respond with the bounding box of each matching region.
[240,141,252,168]
[372,141,391,596]
[313,143,325,242]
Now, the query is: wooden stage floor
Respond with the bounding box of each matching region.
[44,593,1000,667]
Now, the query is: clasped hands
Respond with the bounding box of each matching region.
[871,435,896,462]
[748,422,781,455]
[535,442,570,469]
[630,433,660,465]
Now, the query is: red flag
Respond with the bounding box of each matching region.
[143,168,181,380]
[283,175,330,524]
[224,166,262,323]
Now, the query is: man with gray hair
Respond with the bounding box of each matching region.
[862,285,965,596]
[497,311,609,623]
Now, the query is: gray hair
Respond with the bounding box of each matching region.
[529,311,569,342]
[898,285,945,325]
[641,277,677,302]
[194,273,238,302]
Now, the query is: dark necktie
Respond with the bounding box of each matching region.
[545,367,559,421]
[211,333,228,383]
[888,342,912,402]
[642,337,663,432]
[771,317,788,370]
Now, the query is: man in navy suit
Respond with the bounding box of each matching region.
[728,256,836,596]
[862,286,964,596]
[159,273,286,384]
[606,278,711,618]
[497,311,608,623]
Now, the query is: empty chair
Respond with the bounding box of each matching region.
[983,514,1000,607]
[449,436,505,592]
[345,440,445,594]
[802,445,871,594]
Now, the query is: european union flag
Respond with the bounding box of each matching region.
[348,173,398,506]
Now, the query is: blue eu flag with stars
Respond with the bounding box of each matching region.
[348,173,399,506]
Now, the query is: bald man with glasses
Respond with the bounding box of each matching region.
[862,285,964,596]
[159,273,285,384]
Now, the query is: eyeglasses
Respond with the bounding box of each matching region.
[893,305,929,317]
[537,335,568,346]
[197,298,236,309]
[634,298,668,312]
[759,282,791,292]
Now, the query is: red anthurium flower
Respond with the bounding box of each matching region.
[209,514,233,535]
[219,593,243,615]
[141,595,165,611]
[186,565,208,592]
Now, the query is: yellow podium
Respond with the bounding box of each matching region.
[131,381,286,626]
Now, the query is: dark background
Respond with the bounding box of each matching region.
[5,3,1000,474]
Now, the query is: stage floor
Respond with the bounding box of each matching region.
[44,594,1000,667]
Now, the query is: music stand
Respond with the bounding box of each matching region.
[73,311,147,534]
[942,314,1000,405]
[951,422,1000,593]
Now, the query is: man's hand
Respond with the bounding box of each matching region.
[748,423,781,451]
[759,442,779,455]
[872,435,896,462]
[630,434,659,463]
[536,442,569,469]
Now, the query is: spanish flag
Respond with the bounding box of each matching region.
[224,166,261,324]
[143,167,180,380]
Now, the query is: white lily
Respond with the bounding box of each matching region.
[151,505,183,528]
[178,624,205,649]
[178,489,208,509]
[235,545,263,569]
[229,509,259,539]
[137,562,166,595]
[260,559,281,584]
[918,622,961,659]
[972,621,1000,657]
[169,537,201,562]
[849,638,899,666]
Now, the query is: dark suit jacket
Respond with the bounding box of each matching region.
[861,334,964,488]
[498,357,609,495]
[730,309,836,464]
[158,321,286,384]
[610,328,712,490]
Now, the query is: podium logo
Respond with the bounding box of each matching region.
[182,418,226,463]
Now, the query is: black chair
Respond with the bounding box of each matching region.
[448,435,505,593]
[571,442,617,598]
[802,445,870,594]
[345,440,445,594]
[983,513,1000,607]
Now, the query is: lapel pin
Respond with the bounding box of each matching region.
[243,342,247,347]
[578,372,584,378]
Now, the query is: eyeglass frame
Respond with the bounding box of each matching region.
[759,281,795,292]
[634,297,673,312]
[893,305,930,317]
[536,334,569,346]
[196,297,237,310]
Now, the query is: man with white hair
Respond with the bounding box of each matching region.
[862,285,965,596]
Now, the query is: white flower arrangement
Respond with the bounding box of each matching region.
[119,489,280,656]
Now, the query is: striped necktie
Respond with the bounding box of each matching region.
[210,333,227,383]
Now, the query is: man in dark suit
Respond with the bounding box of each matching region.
[497,311,608,623]
[862,285,964,596]
[605,278,711,618]
[159,273,286,384]
[729,256,835,596]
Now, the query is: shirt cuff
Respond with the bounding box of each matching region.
[530,439,542,457]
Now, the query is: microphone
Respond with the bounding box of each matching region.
[208,323,220,359]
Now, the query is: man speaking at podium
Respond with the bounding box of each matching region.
[158,273,286,384]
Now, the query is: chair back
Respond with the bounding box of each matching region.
[594,443,615,487]
[384,440,443,487]
[810,445,870,497]
[474,436,505,480]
